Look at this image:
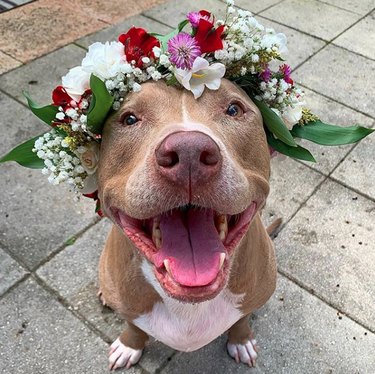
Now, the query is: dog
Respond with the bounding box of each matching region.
[96,78,278,370]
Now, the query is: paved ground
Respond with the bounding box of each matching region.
[0,0,374,373]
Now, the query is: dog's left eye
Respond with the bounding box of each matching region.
[226,103,243,117]
[123,114,139,126]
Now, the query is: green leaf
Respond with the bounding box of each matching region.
[0,134,46,169]
[152,20,189,51]
[65,236,77,246]
[87,74,114,134]
[23,91,59,126]
[266,131,316,162]
[254,99,297,147]
[291,120,374,146]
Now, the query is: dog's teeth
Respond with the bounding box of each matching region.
[152,218,162,249]
[164,259,171,275]
[219,253,226,269]
[219,230,226,242]
[216,214,228,241]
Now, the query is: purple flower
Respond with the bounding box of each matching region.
[260,67,272,82]
[167,32,201,70]
[279,64,293,84]
[187,10,211,28]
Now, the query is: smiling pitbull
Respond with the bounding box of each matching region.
[97,78,277,370]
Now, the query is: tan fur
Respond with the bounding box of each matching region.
[97,79,276,356]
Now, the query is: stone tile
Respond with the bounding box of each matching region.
[0,51,22,75]
[0,247,27,296]
[143,0,227,27]
[263,158,325,227]
[0,90,97,270]
[79,0,167,24]
[294,45,375,118]
[331,135,375,200]
[260,0,360,40]
[37,219,111,299]
[77,14,172,49]
[37,218,174,372]
[162,275,375,373]
[275,179,375,331]
[0,278,113,374]
[297,88,374,175]
[0,44,86,105]
[235,0,283,14]
[320,0,375,15]
[257,16,326,69]
[334,11,375,60]
[0,0,106,63]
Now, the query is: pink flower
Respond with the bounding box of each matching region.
[187,10,211,28]
[167,32,201,69]
[279,64,293,85]
[260,67,272,82]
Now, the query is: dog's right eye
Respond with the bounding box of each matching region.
[123,114,139,126]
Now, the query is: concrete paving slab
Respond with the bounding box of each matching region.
[298,88,374,175]
[161,275,375,373]
[0,44,86,105]
[0,162,97,269]
[0,277,115,374]
[256,16,326,70]
[294,44,375,118]
[0,247,27,296]
[331,134,375,200]
[0,51,22,75]
[275,178,375,331]
[0,91,46,155]
[234,0,284,14]
[334,11,375,60]
[77,14,172,49]
[38,218,175,372]
[143,0,227,27]
[264,158,325,227]
[320,0,375,15]
[260,0,360,41]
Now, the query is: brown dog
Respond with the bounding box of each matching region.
[97,79,276,370]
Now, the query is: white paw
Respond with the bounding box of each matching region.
[227,339,258,367]
[108,338,143,370]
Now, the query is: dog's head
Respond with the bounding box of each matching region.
[98,79,270,302]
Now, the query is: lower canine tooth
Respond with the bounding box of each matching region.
[219,253,226,269]
[152,228,162,249]
[219,230,226,242]
[164,259,171,275]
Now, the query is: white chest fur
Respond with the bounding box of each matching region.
[134,261,245,352]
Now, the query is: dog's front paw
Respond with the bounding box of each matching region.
[227,339,258,367]
[108,338,143,370]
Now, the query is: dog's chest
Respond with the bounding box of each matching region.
[134,261,244,352]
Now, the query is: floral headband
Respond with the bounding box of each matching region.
[1,0,373,215]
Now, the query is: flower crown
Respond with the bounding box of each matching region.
[1,0,373,215]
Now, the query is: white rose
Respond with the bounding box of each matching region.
[62,66,90,102]
[82,41,125,81]
[281,104,304,130]
[77,142,100,175]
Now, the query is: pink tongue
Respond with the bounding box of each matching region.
[154,209,225,287]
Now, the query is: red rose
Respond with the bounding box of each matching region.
[52,86,75,107]
[119,27,160,67]
[194,19,225,54]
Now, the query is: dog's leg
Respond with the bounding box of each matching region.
[226,315,258,367]
[108,322,148,370]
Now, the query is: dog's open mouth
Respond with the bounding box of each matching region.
[113,203,257,301]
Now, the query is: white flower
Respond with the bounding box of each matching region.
[132,82,142,92]
[56,112,65,120]
[174,57,226,99]
[281,103,304,130]
[62,66,90,102]
[82,41,125,81]
[261,33,288,57]
[77,141,100,175]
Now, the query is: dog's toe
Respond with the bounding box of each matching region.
[108,338,143,370]
[97,289,107,306]
[227,339,258,367]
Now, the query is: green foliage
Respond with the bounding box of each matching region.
[23,91,59,126]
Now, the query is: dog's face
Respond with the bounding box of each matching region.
[98,79,270,302]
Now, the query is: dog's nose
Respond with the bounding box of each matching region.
[155,131,222,187]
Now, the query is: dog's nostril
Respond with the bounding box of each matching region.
[156,150,179,167]
[200,150,219,166]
